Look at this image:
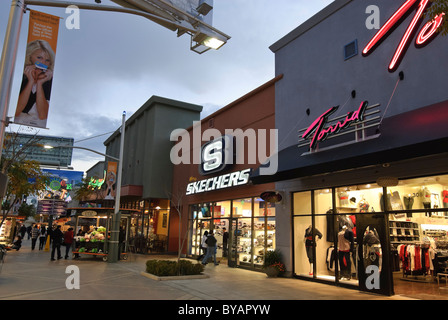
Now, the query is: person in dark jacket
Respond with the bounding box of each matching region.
[50,225,63,261]
[63,227,74,259]
[202,231,218,266]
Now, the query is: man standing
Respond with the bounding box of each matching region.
[222,227,229,257]
[63,227,74,259]
[50,225,63,261]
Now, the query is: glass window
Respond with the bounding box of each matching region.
[293,191,312,215]
[293,215,313,276]
[214,201,231,218]
[233,198,252,218]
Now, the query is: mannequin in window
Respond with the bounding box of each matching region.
[339,191,349,206]
[338,225,354,280]
[421,187,431,216]
[304,226,323,275]
[403,194,414,218]
[443,188,448,213]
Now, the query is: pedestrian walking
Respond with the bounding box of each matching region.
[19,224,26,239]
[50,225,63,261]
[31,224,39,250]
[26,225,32,240]
[202,231,218,266]
[63,227,74,259]
[39,226,47,250]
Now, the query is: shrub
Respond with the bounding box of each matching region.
[145,259,204,276]
[263,249,283,268]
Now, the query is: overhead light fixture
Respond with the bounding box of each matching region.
[191,29,227,53]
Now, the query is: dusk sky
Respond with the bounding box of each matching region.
[0,0,332,173]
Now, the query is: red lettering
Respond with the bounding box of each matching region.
[416,13,445,45]
[302,101,368,150]
[363,0,444,72]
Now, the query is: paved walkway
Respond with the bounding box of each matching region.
[0,238,413,301]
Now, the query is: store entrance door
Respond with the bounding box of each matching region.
[228,219,239,267]
[357,213,394,296]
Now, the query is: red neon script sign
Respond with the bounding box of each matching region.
[363,0,445,72]
[302,101,369,150]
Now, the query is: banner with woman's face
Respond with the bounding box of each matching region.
[14,10,60,129]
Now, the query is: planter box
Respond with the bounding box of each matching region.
[140,271,209,281]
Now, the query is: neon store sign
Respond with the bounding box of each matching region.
[363,0,445,72]
[302,101,369,150]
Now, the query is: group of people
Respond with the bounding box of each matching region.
[198,228,229,266]
[11,224,75,261]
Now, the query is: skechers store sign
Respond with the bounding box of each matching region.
[186,136,250,195]
[186,169,251,195]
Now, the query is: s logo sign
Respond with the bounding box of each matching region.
[200,136,233,175]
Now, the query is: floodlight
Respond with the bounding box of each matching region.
[109,0,230,53]
[191,28,227,53]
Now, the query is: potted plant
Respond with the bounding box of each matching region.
[263,249,285,278]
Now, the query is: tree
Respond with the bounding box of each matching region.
[426,0,448,35]
[0,131,50,229]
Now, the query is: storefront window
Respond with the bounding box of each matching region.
[214,201,231,218]
[293,191,311,215]
[293,176,448,296]
[293,215,313,276]
[188,197,276,271]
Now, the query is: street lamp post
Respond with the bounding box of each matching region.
[107,111,125,263]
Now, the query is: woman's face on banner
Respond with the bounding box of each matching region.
[30,49,51,68]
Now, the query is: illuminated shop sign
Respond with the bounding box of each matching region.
[302,101,369,150]
[199,135,233,175]
[186,169,251,195]
[363,0,445,72]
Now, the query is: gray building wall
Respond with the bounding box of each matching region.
[269,0,448,273]
[105,96,202,200]
[271,0,448,151]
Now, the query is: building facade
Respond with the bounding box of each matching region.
[251,0,448,296]
[171,76,280,270]
[104,95,202,252]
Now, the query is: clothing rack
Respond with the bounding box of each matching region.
[397,242,435,283]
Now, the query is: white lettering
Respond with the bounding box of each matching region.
[365,5,380,30]
[185,169,251,195]
[65,265,80,289]
[365,265,380,289]
[65,5,80,30]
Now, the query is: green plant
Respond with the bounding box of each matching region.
[145,259,204,276]
[263,249,285,273]
[263,249,283,267]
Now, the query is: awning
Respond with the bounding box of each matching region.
[251,99,448,184]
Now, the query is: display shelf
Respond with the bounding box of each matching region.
[389,220,420,243]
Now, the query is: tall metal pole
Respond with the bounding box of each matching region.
[108,111,125,263]
[0,0,26,158]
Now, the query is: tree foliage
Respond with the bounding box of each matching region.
[426,0,448,35]
[1,131,50,228]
